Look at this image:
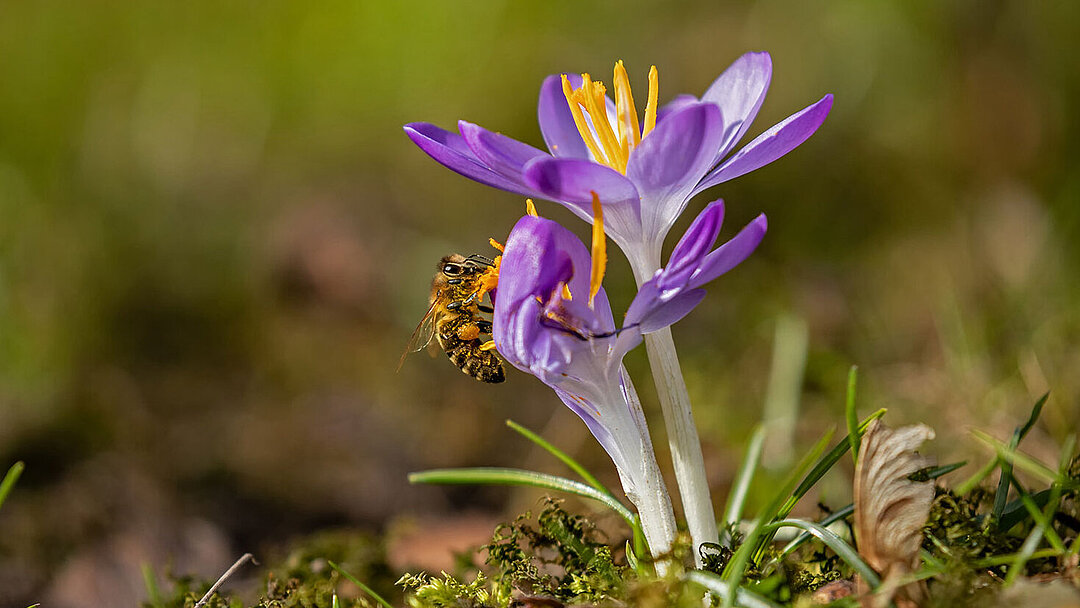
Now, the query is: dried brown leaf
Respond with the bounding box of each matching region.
[854,419,936,607]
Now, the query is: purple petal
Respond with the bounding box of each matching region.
[523,156,642,243]
[459,121,549,181]
[702,52,773,160]
[688,214,767,288]
[626,103,723,235]
[404,122,535,196]
[624,280,707,334]
[538,74,590,159]
[656,94,700,123]
[660,200,724,291]
[695,94,834,194]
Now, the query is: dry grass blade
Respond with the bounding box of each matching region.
[194,553,255,608]
[854,420,936,607]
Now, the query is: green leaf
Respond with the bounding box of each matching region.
[993,393,1049,524]
[408,467,637,528]
[767,519,880,587]
[845,366,860,466]
[972,431,1065,486]
[506,419,611,496]
[686,570,782,608]
[723,431,832,607]
[0,461,24,511]
[328,560,394,608]
[723,424,766,535]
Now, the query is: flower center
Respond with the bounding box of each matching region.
[561,61,659,174]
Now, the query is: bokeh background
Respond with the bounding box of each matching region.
[1,1,1078,605]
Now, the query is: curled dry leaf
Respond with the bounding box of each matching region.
[854,419,936,607]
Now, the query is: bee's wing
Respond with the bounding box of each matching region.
[397,296,440,372]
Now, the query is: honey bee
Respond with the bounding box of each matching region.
[399,253,505,383]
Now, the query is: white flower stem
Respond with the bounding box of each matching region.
[620,371,677,574]
[630,252,719,568]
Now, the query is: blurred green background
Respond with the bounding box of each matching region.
[1,1,1078,605]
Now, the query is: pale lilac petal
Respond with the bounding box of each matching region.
[626,103,723,237]
[695,94,833,194]
[656,94,700,123]
[624,280,707,334]
[538,74,590,159]
[688,214,768,288]
[523,156,643,246]
[661,200,724,291]
[459,121,549,182]
[404,122,534,196]
[702,52,773,160]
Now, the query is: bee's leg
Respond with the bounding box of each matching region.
[480,340,497,351]
[475,319,493,334]
[476,304,494,314]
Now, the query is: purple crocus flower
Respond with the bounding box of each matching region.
[406,52,827,281]
[491,200,764,511]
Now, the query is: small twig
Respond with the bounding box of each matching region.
[194,553,255,608]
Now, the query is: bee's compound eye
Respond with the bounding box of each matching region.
[443,263,463,276]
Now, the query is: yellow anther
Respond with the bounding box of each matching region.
[613,60,640,152]
[562,62,660,174]
[588,191,607,309]
[562,75,608,166]
[562,283,573,301]
[579,75,626,172]
[479,340,497,351]
[525,199,538,217]
[643,65,659,138]
[489,238,505,252]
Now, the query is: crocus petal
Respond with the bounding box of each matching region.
[538,74,590,159]
[404,122,535,197]
[523,156,643,247]
[656,94,701,123]
[625,278,708,332]
[660,200,724,291]
[694,94,833,194]
[688,213,768,288]
[459,121,550,183]
[626,103,724,239]
[702,52,773,160]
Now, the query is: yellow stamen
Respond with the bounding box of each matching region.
[562,75,608,166]
[579,76,626,172]
[525,199,538,217]
[613,60,640,151]
[642,65,659,138]
[476,242,502,301]
[479,340,497,351]
[562,283,572,301]
[562,62,660,174]
[589,191,607,309]
[489,238,505,252]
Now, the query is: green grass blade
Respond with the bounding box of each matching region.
[955,456,1000,496]
[845,366,859,466]
[972,547,1063,568]
[972,431,1062,485]
[408,467,637,527]
[767,519,880,587]
[909,461,967,482]
[141,563,164,608]
[328,560,394,608]
[993,393,1049,524]
[780,504,853,556]
[777,409,886,523]
[780,461,962,557]
[723,425,766,534]
[0,461,25,511]
[723,431,832,606]
[686,570,782,608]
[506,419,612,496]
